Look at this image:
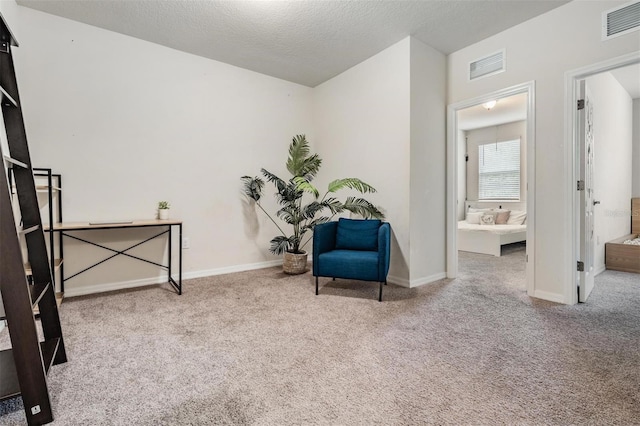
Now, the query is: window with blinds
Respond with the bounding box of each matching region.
[478,138,520,200]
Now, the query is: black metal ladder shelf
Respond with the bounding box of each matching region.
[0,12,67,426]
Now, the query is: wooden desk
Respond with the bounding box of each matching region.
[45,219,182,295]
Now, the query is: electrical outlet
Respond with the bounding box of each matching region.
[182,237,190,249]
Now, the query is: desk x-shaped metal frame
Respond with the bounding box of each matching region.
[58,223,182,295]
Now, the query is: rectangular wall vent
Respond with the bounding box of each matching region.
[469,50,505,81]
[603,1,640,40]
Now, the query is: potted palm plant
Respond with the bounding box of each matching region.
[242,134,384,274]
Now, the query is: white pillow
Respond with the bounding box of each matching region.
[466,212,483,224]
[480,212,496,225]
[507,210,527,225]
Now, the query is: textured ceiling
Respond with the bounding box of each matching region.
[16,0,569,87]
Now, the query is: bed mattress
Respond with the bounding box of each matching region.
[458,221,526,235]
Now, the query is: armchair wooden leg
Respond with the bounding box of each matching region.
[332,277,335,281]
[384,280,387,285]
[379,281,383,302]
[316,276,319,295]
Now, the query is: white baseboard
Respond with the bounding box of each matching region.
[533,289,566,304]
[594,265,606,276]
[410,272,447,288]
[182,260,283,280]
[387,272,447,288]
[387,274,410,288]
[64,259,283,298]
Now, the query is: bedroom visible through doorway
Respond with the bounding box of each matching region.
[446,82,535,297]
[456,94,528,290]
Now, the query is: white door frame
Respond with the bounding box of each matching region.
[563,51,640,305]
[446,81,536,297]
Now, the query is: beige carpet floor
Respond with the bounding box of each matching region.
[1,243,639,425]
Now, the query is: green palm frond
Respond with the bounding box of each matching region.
[293,176,319,198]
[302,201,325,219]
[301,216,330,233]
[286,135,310,175]
[342,197,385,219]
[261,168,287,194]
[241,176,264,202]
[286,135,322,179]
[274,181,303,205]
[319,197,344,215]
[270,236,295,255]
[328,178,377,194]
[276,205,299,225]
[298,154,322,181]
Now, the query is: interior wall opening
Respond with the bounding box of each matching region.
[455,93,529,293]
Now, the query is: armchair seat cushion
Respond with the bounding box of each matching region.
[317,250,380,282]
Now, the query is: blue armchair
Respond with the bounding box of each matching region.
[313,218,391,302]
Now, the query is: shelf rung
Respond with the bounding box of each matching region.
[36,185,61,192]
[3,155,28,169]
[19,224,40,235]
[25,258,63,276]
[0,85,17,108]
[29,282,51,308]
[41,338,61,374]
[14,185,61,192]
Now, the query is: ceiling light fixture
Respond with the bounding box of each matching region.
[482,100,497,110]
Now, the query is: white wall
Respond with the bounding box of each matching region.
[633,99,640,198]
[448,0,640,303]
[313,37,446,286]
[409,38,446,285]
[313,38,412,282]
[1,2,314,295]
[587,72,633,273]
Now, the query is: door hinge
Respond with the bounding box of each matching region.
[577,180,585,191]
[577,99,585,110]
[577,261,584,272]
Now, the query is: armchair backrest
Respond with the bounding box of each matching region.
[335,218,381,251]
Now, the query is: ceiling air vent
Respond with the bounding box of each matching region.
[603,1,640,40]
[469,50,505,81]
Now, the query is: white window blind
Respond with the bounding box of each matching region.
[478,138,520,200]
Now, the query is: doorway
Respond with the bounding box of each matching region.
[568,54,640,303]
[446,81,536,297]
[565,52,640,304]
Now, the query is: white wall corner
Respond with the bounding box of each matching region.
[409,272,447,288]
[533,289,566,305]
[387,274,411,288]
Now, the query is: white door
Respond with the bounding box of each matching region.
[578,80,595,302]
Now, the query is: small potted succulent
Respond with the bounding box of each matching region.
[158,201,170,220]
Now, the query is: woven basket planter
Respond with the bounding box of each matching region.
[283,251,308,275]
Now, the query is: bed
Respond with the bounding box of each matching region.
[458,201,527,257]
[605,198,640,274]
